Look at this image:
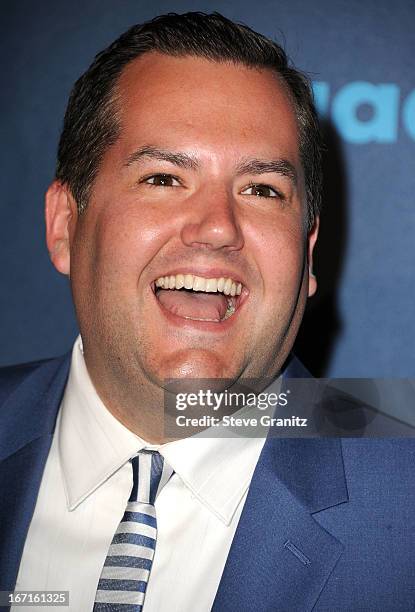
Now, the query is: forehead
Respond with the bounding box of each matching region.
[115,52,301,164]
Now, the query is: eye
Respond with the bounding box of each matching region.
[241,183,281,198]
[142,174,181,187]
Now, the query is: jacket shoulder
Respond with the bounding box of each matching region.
[0,354,71,459]
[0,357,66,407]
[0,353,70,416]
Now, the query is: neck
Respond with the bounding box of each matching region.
[83,353,176,444]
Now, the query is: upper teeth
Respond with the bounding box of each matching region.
[155,274,242,297]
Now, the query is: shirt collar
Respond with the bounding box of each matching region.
[59,337,146,510]
[59,336,276,523]
[160,434,266,525]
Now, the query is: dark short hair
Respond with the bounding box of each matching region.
[56,12,322,229]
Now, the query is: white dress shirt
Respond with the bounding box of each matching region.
[14,337,268,611]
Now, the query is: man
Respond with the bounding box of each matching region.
[0,12,414,612]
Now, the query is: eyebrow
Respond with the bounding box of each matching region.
[124,145,297,186]
[235,158,297,185]
[124,145,199,170]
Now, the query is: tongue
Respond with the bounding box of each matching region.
[157,289,229,320]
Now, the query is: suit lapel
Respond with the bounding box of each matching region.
[212,435,348,612]
[0,355,70,591]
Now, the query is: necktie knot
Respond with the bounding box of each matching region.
[129,450,173,505]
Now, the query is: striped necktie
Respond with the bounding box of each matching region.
[94,450,173,611]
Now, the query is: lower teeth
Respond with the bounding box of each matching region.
[222,300,236,321]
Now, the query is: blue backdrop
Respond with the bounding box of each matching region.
[1,0,413,376]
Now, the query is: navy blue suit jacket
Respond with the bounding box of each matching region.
[0,354,414,611]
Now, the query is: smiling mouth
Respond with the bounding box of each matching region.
[153,273,245,323]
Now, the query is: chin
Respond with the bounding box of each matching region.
[154,348,239,382]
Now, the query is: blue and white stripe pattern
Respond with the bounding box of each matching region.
[94,451,173,611]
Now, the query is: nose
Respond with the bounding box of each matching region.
[180,186,244,252]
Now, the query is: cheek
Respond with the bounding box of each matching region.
[87,203,172,276]
[248,221,306,300]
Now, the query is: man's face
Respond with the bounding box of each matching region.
[49,53,318,396]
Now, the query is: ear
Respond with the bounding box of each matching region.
[45,181,77,276]
[307,216,319,297]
